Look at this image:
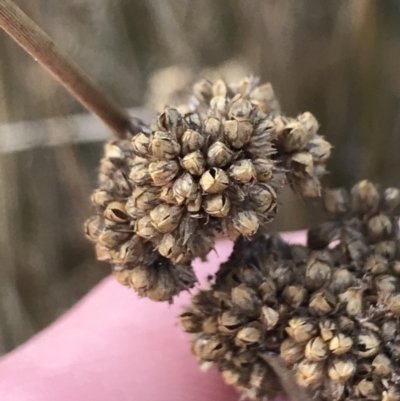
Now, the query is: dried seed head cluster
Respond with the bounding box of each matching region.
[180,181,400,401]
[85,76,331,301]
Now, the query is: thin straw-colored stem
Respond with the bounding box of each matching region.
[0,0,134,138]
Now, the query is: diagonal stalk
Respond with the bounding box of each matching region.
[0,0,134,138]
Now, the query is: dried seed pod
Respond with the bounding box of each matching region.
[364,255,389,275]
[280,338,305,364]
[149,160,179,186]
[113,269,131,286]
[84,216,103,241]
[209,96,227,118]
[355,378,379,398]
[207,141,235,167]
[227,159,256,183]
[260,306,279,330]
[372,354,392,376]
[382,187,400,213]
[193,79,213,103]
[228,98,254,121]
[212,79,228,97]
[367,213,394,241]
[150,204,182,233]
[200,168,229,194]
[149,131,181,160]
[329,333,353,355]
[305,251,332,290]
[351,180,380,215]
[291,152,314,177]
[97,227,131,248]
[187,189,202,213]
[298,112,319,136]
[91,189,114,208]
[383,386,400,401]
[181,150,206,176]
[173,173,198,204]
[319,318,336,342]
[224,120,253,149]
[203,194,230,217]
[231,284,261,313]
[281,122,309,153]
[203,117,221,139]
[201,337,227,361]
[308,137,332,163]
[294,175,321,197]
[129,162,151,185]
[135,216,158,239]
[236,323,262,346]
[329,268,355,294]
[282,285,307,308]
[338,287,363,317]
[232,210,259,236]
[323,188,349,215]
[104,202,128,224]
[181,129,205,154]
[305,336,328,362]
[356,331,379,358]
[253,158,274,182]
[286,317,317,343]
[309,289,336,316]
[248,184,277,214]
[328,357,355,383]
[388,293,400,315]
[375,274,398,293]
[179,308,203,333]
[296,360,324,387]
[125,198,147,219]
[131,132,150,157]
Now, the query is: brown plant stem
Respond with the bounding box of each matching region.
[0,0,133,138]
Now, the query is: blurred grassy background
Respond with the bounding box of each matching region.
[1,0,400,354]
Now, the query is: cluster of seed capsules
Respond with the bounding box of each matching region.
[180,180,400,401]
[84,76,331,301]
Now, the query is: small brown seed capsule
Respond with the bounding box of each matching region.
[179,308,203,333]
[309,289,336,316]
[372,354,392,376]
[181,150,206,176]
[224,120,253,149]
[227,160,255,183]
[388,293,400,315]
[203,117,221,139]
[253,158,274,182]
[149,131,181,160]
[305,252,332,290]
[383,387,400,401]
[84,216,103,241]
[91,189,114,208]
[330,268,355,294]
[339,287,363,317]
[173,173,198,204]
[221,218,241,241]
[249,82,275,104]
[367,214,393,241]
[337,316,354,333]
[104,140,125,159]
[187,190,202,213]
[236,323,262,346]
[209,96,227,118]
[298,111,319,136]
[382,320,397,341]
[132,133,150,157]
[158,232,177,259]
[135,215,158,239]
[149,160,179,186]
[219,310,245,333]
[125,198,147,219]
[95,243,111,261]
[280,338,305,364]
[375,274,398,293]
[104,202,128,224]
[356,331,379,357]
[114,270,131,286]
[282,285,307,308]
[193,79,213,103]
[98,227,131,248]
[281,122,309,153]
[355,378,378,398]
[207,141,234,167]
[329,333,353,355]
[129,162,151,185]
[231,284,260,313]
[328,357,355,383]
[158,107,184,138]
[351,180,380,215]
[319,318,336,342]
[228,98,254,122]
[323,188,349,215]
[291,152,314,177]
[364,255,389,275]
[286,317,317,343]
[200,168,229,194]
[258,277,277,303]
[203,194,230,217]
[382,187,400,212]
[248,184,277,214]
[182,129,205,155]
[308,137,332,163]
[202,316,219,335]
[295,175,321,197]
[150,204,182,233]
[131,186,160,211]
[260,306,279,330]
[212,79,227,97]
[185,113,202,131]
[305,336,328,362]
[296,360,324,387]
[232,210,259,236]
[375,240,397,260]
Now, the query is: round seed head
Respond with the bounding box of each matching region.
[351,180,380,215]
[224,120,253,149]
[280,338,305,364]
[173,173,198,204]
[305,336,328,362]
[181,150,206,176]
[200,168,229,194]
[375,240,397,260]
[329,333,353,355]
[323,188,349,215]
[328,357,355,383]
[149,160,179,186]
[150,204,182,233]
[232,210,259,236]
[131,132,150,157]
[201,337,227,361]
[207,141,235,167]
[356,331,380,357]
[182,129,205,154]
[203,194,230,217]
[286,317,317,343]
[149,131,181,160]
[296,360,324,387]
[227,159,256,183]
